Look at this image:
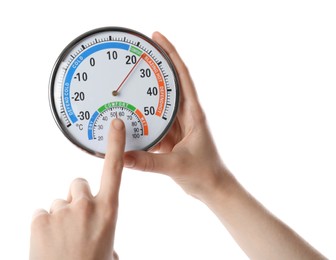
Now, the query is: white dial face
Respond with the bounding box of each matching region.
[50,27,179,157]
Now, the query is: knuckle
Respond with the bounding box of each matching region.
[98,192,118,206]
[72,177,88,185]
[100,194,119,212]
[106,156,123,173]
[90,200,117,228]
[103,205,117,222]
[111,160,123,173]
[50,199,65,209]
[73,196,94,214]
[143,155,155,172]
[31,213,49,231]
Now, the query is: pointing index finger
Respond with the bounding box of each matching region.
[98,119,125,203]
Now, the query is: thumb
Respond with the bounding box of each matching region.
[124,150,176,175]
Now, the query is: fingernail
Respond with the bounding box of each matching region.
[124,155,135,168]
[112,119,124,130]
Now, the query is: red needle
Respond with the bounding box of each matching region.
[112,55,143,96]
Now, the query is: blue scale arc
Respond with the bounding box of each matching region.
[63,42,130,124]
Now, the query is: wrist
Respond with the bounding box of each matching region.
[198,166,240,210]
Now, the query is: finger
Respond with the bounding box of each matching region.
[99,119,125,203]
[49,199,68,214]
[124,150,177,175]
[152,31,200,107]
[152,120,182,153]
[67,178,92,202]
[32,208,48,220]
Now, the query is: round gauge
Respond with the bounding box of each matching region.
[49,27,179,158]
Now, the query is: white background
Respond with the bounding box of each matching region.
[0,0,335,259]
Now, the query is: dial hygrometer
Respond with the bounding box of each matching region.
[49,27,179,157]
